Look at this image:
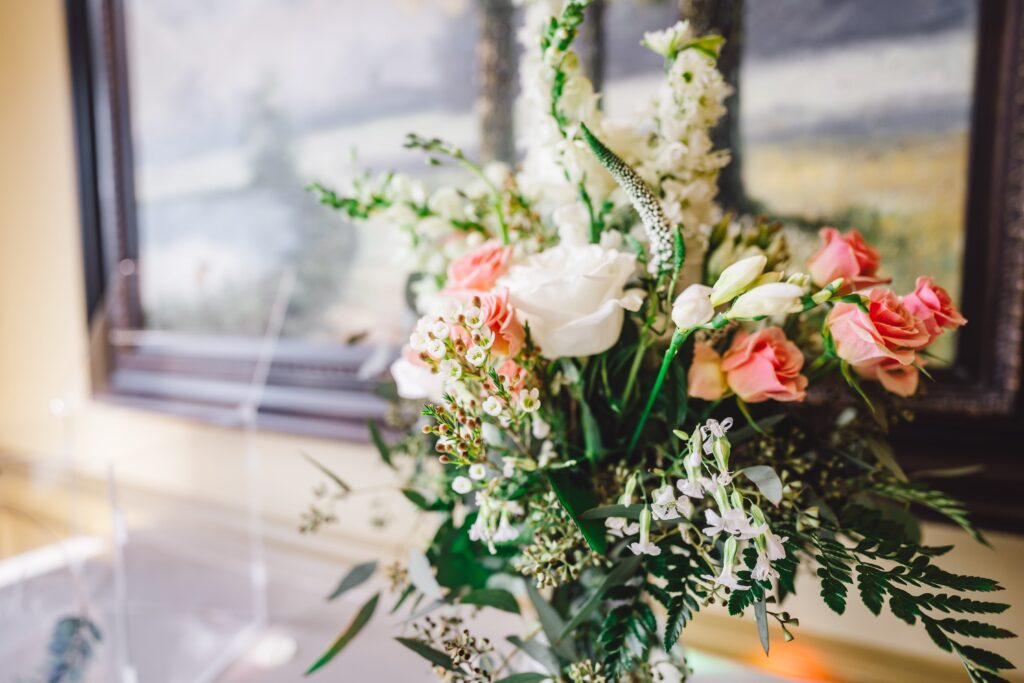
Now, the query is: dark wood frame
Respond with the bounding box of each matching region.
[68,1,1023,450]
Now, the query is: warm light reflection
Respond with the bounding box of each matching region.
[746,640,836,682]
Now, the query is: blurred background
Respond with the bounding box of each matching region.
[1,0,1022,681]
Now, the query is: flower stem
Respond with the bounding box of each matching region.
[628,328,691,455]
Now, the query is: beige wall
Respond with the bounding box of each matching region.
[0,0,1020,677]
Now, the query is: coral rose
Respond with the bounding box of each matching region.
[901,276,966,341]
[445,241,511,292]
[688,342,728,401]
[721,327,808,403]
[447,288,525,357]
[827,288,930,368]
[808,228,890,291]
[856,357,920,397]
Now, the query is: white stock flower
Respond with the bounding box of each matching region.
[605,517,639,538]
[765,532,789,561]
[466,345,487,367]
[641,20,692,58]
[390,357,444,401]
[671,284,715,329]
[427,186,466,220]
[752,552,779,582]
[482,396,503,417]
[468,463,488,480]
[552,203,592,246]
[727,282,805,319]
[451,476,473,495]
[501,244,644,359]
[710,255,767,306]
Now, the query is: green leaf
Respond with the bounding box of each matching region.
[559,555,642,641]
[741,466,783,506]
[546,470,608,554]
[580,503,644,520]
[507,635,561,675]
[368,420,396,469]
[305,593,379,675]
[401,488,450,512]
[955,644,1014,671]
[326,561,376,601]
[579,398,604,461]
[303,453,351,493]
[864,437,907,482]
[407,550,443,600]
[495,674,550,683]
[394,637,454,670]
[526,580,577,661]
[840,361,875,413]
[754,599,770,656]
[936,619,1016,640]
[460,588,520,614]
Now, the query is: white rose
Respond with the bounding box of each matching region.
[710,254,767,306]
[500,244,644,359]
[390,356,443,401]
[726,282,806,319]
[671,284,714,329]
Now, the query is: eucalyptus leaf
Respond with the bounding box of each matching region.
[508,635,561,675]
[326,561,376,601]
[754,599,770,656]
[495,674,550,683]
[526,581,577,661]
[460,588,520,614]
[368,420,396,470]
[305,593,379,675]
[303,453,351,493]
[865,437,908,482]
[395,637,454,670]
[559,555,642,641]
[741,466,783,506]
[580,503,643,520]
[407,550,443,600]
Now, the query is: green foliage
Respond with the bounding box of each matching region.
[597,582,657,680]
[43,616,102,683]
[394,637,455,670]
[326,561,376,601]
[306,593,379,675]
[460,588,521,614]
[649,545,712,648]
[727,546,773,616]
[870,480,987,544]
[546,469,608,554]
[797,505,1016,681]
[368,421,396,470]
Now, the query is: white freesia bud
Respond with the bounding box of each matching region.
[726,282,805,319]
[786,272,811,288]
[671,284,714,329]
[710,255,767,306]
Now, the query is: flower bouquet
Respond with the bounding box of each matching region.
[303,1,1016,680]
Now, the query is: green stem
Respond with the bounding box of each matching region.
[621,334,651,406]
[457,158,509,245]
[628,328,691,455]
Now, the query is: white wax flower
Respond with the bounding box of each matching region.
[727,282,805,319]
[468,464,487,481]
[451,476,473,495]
[710,255,767,306]
[500,244,644,359]
[671,284,714,329]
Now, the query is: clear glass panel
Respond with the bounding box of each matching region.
[126,0,481,343]
[741,0,978,363]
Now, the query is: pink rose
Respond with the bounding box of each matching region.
[688,342,727,401]
[445,241,511,292]
[901,277,966,340]
[827,289,930,368]
[448,288,525,357]
[857,357,920,397]
[721,327,808,403]
[807,228,890,291]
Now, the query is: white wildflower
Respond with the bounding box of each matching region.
[468,463,488,481]
[451,476,473,495]
[482,396,504,417]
